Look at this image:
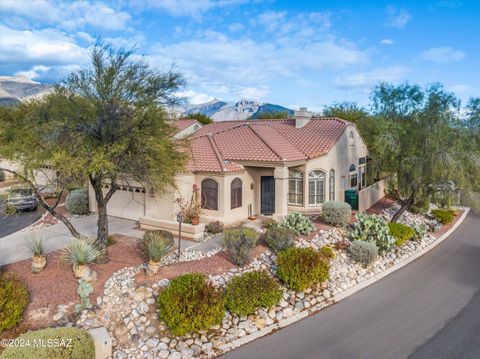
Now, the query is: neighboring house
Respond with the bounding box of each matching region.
[174,119,203,139]
[89,108,368,237]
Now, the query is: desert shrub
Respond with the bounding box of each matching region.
[65,188,89,215]
[261,217,278,230]
[61,239,100,266]
[0,273,29,334]
[157,273,224,336]
[410,198,430,214]
[411,224,428,241]
[276,247,330,291]
[225,270,282,316]
[264,227,296,253]
[107,235,116,246]
[388,222,415,246]
[206,221,224,234]
[138,230,174,262]
[0,327,95,359]
[321,201,352,227]
[222,227,259,266]
[348,241,378,267]
[348,214,395,254]
[320,245,336,259]
[431,209,455,224]
[280,212,315,235]
[0,169,5,182]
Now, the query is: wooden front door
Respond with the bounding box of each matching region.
[261,176,275,215]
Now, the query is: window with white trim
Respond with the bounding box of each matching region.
[308,170,325,206]
[288,170,304,206]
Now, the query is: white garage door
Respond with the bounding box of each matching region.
[107,185,145,221]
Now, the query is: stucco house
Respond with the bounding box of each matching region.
[89,108,368,238]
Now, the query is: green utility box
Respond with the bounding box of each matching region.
[344,189,359,210]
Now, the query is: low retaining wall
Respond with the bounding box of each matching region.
[139,216,205,240]
[359,176,390,212]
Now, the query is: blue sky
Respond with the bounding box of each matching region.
[1,0,479,110]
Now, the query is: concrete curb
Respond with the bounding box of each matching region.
[217,207,470,355]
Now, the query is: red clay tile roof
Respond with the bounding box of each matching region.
[187,118,349,173]
[175,119,201,132]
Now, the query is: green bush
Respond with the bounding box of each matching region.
[431,209,455,224]
[410,198,430,214]
[157,273,224,336]
[348,241,378,267]
[0,327,95,359]
[222,227,259,266]
[321,201,352,227]
[320,245,336,259]
[65,188,89,215]
[280,212,315,235]
[276,247,330,291]
[388,222,415,246]
[264,227,296,253]
[225,270,282,316]
[411,224,428,241]
[138,230,174,262]
[348,214,395,254]
[261,217,278,230]
[0,273,29,334]
[206,221,224,234]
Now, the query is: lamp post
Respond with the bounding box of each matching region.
[176,212,184,261]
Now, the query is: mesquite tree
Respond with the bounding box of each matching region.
[0,44,187,262]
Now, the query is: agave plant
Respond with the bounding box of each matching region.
[26,231,46,274]
[138,230,174,275]
[62,238,100,278]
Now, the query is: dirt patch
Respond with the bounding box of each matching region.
[135,245,268,286]
[0,234,144,337]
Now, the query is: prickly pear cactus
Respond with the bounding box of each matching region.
[75,280,94,313]
[348,213,395,254]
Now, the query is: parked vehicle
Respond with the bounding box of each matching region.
[6,186,37,211]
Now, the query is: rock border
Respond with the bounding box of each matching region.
[218,207,471,354]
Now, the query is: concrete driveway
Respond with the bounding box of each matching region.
[0,214,144,266]
[0,198,44,238]
[223,212,480,359]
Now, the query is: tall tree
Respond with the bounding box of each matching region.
[370,83,480,221]
[0,43,187,261]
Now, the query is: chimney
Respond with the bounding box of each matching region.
[294,107,312,128]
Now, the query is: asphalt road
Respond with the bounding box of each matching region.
[223,212,480,359]
[0,198,43,238]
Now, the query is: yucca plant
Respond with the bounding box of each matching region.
[62,238,100,278]
[27,231,46,274]
[138,230,174,275]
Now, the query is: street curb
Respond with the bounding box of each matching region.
[217,207,470,356]
[335,207,470,302]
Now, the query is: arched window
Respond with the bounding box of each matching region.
[348,164,357,188]
[349,164,356,173]
[288,170,304,206]
[231,178,242,209]
[308,170,326,206]
[349,130,354,139]
[329,169,335,201]
[201,178,218,210]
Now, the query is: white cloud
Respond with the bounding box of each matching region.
[0,25,89,65]
[0,0,131,31]
[419,47,466,64]
[380,38,394,45]
[256,10,331,36]
[237,86,268,100]
[385,6,411,28]
[228,23,244,32]
[334,65,411,88]
[149,33,368,100]
[14,65,50,79]
[130,0,248,17]
[177,90,215,104]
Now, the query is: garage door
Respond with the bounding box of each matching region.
[106,185,145,221]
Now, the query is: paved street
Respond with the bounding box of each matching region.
[0,198,44,238]
[223,212,480,359]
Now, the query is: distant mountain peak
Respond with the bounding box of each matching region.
[184,99,293,121]
[0,76,53,106]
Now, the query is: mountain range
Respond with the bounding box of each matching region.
[0,76,293,121]
[184,99,293,121]
[0,76,53,106]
